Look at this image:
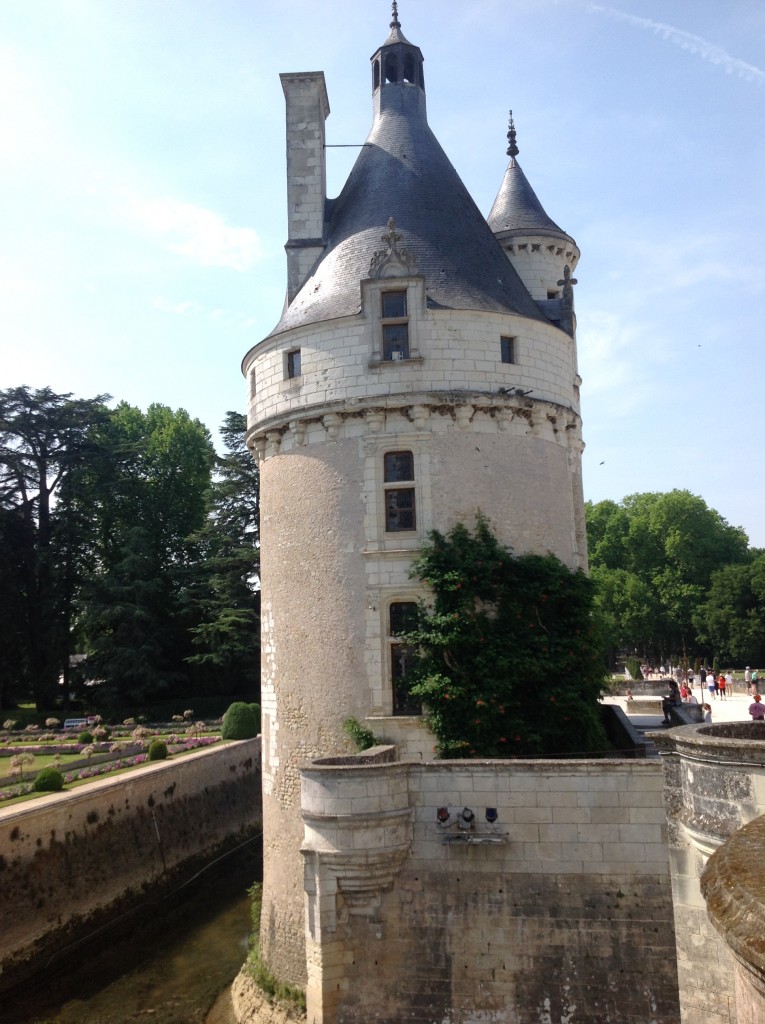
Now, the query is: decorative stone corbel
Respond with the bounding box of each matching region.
[265,431,282,458]
[323,413,343,441]
[454,405,473,430]
[289,418,307,446]
[410,405,429,432]
[365,409,385,434]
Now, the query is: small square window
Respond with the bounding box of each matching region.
[287,349,301,379]
[500,336,515,364]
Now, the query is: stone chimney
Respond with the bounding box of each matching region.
[280,72,330,303]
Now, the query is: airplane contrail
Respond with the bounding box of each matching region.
[589,4,765,84]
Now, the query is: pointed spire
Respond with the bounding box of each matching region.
[383,0,411,45]
[506,110,519,159]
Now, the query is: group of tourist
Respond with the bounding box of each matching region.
[655,668,764,724]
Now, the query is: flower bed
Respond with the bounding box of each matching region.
[0,735,220,804]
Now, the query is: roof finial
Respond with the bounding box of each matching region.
[390,1,401,30]
[506,110,519,159]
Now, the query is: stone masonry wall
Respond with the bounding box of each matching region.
[655,723,765,1024]
[0,739,261,993]
[300,757,679,1024]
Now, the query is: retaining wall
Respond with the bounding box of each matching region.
[0,739,261,994]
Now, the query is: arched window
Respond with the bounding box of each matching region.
[384,54,398,84]
[373,59,380,90]
[403,54,415,83]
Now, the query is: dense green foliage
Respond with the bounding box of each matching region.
[0,389,260,713]
[693,554,765,665]
[586,491,752,664]
[402,517,609,758]
[148,739,169,761]
[77,730,94,745]
[221,701,259,740]
[247,703,261,730]
[33,766,65,792]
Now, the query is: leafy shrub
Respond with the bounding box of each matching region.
[343,717,376,751]
[34,766,65,792]
[221,702,259,740]
[148,739,168,761]
[248,703,261,731]
[77,730,94,744]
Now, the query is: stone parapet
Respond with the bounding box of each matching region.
[656,723,765,1023]
[701,814,765,1024]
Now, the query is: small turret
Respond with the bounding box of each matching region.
[488,112,580,334]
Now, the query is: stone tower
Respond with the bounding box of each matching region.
[242,4,586,988]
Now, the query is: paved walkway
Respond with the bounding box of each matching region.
[602,689,757,733]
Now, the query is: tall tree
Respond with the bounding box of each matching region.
[76,403,215,706]
[184,412,260,696]
[586,490,750,662]
[693,554,765,665]
[0,387,109,709]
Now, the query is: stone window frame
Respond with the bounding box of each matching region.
[362,433,431,555]
[285,348,302,381]
[383,450,416,533]
[361,276,425,368]
[500,336,516,365]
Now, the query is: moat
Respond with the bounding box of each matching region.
[4,844,258,1024]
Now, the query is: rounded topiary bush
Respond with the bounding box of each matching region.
[148,739,168,761]
[221,702,258,740]
[77,730,94,744]
[248,703,261,731]
[34,766,65,792]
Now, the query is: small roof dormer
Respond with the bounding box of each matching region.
[371,2,425,111]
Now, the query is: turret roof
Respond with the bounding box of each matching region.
[270,11,544,337]
[487,114,573,240]
[487,157,567,236]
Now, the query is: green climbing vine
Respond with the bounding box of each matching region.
[401,515,609,758]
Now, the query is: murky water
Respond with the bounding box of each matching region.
[4,844,260,1024]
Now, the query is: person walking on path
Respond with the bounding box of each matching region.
[745,667,753,693]
[718,674,727,700]
[749,694,765,721]
[708,675,717,700]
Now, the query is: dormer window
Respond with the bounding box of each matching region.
[381,290,409,360]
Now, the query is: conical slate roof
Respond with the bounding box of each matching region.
[487,157,570,239]
[270,34,544,336]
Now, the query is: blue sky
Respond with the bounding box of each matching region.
[1,0,763,546]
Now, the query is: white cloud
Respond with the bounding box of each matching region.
[589,5,765,84]
[122,192,262,270]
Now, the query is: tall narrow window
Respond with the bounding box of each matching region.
[286,349,301,379]
[382,290,409,360]
[389,602,421,715]
[384,451,416,532]
[500,336,515,364]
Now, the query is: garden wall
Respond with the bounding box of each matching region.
[0,738,261,994]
